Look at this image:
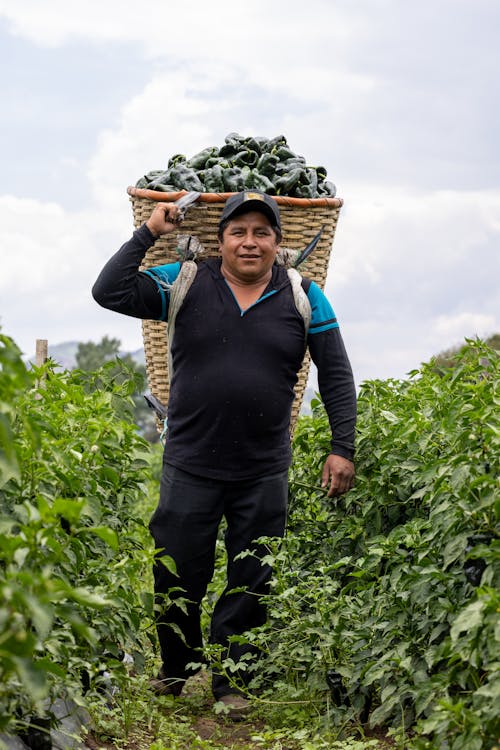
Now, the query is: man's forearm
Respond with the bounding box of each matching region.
[308,327,357,460]
[92,224,162,319]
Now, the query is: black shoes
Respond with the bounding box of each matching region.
[150,668,251,721]
[149,668,185,697]
[218,693,251,721]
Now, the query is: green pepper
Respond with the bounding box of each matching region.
[137,170,164,187]
[243,137,262,154]
[263,134,288,152]
[273,146,303,162]
[203,164,225,192]
[205,156,227,169]
[252,173,276,194]
[148,183,177,192]
[169,165,204,191]
[225,131,245,144]
[146,169,173,187]
[321,180,336,197]
[274,157,304,175]
[294,184,314,198]
[233,150,258,167]
[145,169,165,180]
[136,133,336,199]
[219,144,237,158]
[219,133,246,157]
[256,153,279,178]
[274,163,289,176]
[253,136,270,151]
[305,167,318,196]
[241,165,253,188]
[223,167,246,192]
[275,167,305,195]
[167,154,187,168]
[187,147,219,170]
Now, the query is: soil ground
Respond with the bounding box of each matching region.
[86,672,397,750]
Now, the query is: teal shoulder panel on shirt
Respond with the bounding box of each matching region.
[142,261,182,321]
[307,281,339,334]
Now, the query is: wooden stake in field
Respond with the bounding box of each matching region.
[36,339,48,366]
[35,338,48,397]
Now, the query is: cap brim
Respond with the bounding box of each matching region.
[221,200,280,229]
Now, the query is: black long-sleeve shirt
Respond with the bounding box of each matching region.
[93,224,356,479]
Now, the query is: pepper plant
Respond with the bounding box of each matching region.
[245,338,499,749]
[0,333,157,736]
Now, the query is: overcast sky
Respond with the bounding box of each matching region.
[0,0,498,387]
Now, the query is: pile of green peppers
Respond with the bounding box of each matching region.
[135,133,336,198]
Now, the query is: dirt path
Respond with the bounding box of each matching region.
[86,672,395,750]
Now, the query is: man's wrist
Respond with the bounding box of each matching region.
[330,446,354,462]
[145,222,159,240]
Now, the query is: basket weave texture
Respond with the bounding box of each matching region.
[128,188,343,434]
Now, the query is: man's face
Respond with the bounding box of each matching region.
[218,210,280,283]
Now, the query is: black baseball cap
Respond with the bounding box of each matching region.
[219,191,281,233]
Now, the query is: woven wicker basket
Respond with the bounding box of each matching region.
[127,187,343,434]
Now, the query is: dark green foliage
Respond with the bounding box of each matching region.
[75,335,122,371]
[246,338,499,748]
[0,334,156,735]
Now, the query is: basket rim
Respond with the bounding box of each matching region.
[127,186,343,208]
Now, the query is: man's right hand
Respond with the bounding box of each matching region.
[146,203,182,239]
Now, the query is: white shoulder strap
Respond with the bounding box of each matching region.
[166,263,312,380]
[287,268,312,335]
[167,260,198,380]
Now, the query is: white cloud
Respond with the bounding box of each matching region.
[433,312,497,341]
[86,70,233,208]
[0,195,99,289]
[319,185,500,382]
[2,0,496,197]
[1,0,498,380]
[0,1,355,57]
[328,185,500,293]
[0,1,381,127]
[0,194,136,356]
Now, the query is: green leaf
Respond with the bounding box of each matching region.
[13,656,49,701]
[157,554,178,576]
[0,516,17,533]
[52,496,86,522]
[443,533,467,567]
[79,525,119,551]
[379,410,399,423]
[61,585,114,609]
[475,679,500,700]
[450,600,486,641]
[0,413,19,482]
[23,593,54,638]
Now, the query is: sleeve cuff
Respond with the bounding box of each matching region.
[330,445,355,462]
[136,223,157,247]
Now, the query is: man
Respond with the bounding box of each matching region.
[92,190,356,719]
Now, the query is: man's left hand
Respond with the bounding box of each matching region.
[321,454,355,497]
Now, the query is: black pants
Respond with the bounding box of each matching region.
[148,462,288,698]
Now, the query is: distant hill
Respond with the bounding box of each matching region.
[27,341,146,370]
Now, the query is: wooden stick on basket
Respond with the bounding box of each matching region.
[127,187,343,435]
